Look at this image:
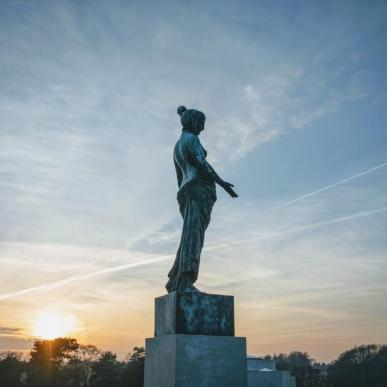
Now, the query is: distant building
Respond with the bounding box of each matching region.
[247,355,296,387]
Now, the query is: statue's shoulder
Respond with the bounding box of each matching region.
[174,132,191,151]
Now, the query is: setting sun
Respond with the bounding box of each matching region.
[34,310,77,339]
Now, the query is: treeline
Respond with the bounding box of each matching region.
[0,338,144,387]
[263,351,326,387]
[0,340,386,387]
[264,345,387,387]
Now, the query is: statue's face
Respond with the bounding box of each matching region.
[194,116,205,134]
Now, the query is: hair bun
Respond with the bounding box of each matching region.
[177,106,187,117]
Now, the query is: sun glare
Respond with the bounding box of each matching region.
[34,310,77,339]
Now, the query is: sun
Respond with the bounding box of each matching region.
[34,310,77,339]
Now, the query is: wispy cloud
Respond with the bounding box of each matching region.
[0,254,172,301]
[209,64,367,161]
[0,326,22,336]
[1,206,385,301]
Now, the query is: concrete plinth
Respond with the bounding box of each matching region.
[144,334,247,387]
[155,292,234,336]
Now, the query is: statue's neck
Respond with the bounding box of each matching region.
[182,128,199,136]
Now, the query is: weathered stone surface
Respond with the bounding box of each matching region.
[155,292,234,337]
[144,334,247,387]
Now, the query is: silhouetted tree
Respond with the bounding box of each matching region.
[0,352,26,387]
[120,347,145,387]
[327,344,387,387]
[90,351,121,387]
[72,344,101,387]
[0,339,147,387]
[57,345,100,387]
[271,351,326,387]
[28,337,79,387]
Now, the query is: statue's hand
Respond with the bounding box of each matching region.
[221,182,238,198]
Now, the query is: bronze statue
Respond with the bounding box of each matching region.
[166,106,238,293]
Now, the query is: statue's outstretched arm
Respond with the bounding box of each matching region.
[189,137,238,198]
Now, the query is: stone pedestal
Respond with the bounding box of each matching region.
[144,334,247,387]
[155,292,234,336]
[144,291,247,387]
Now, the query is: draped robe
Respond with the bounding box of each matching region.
[166,131,217,292]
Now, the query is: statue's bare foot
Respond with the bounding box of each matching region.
[177,275,202,293]
[165,277,175,293]
[184,283,201,293]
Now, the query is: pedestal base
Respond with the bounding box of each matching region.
[155,292,234,336]
[144,334,247,387]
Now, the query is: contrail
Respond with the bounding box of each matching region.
[1,206,386,301]
[0,254,172,301]
[272,162,387,210]
[205,206,387,250]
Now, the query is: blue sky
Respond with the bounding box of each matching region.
[0,0,386,361]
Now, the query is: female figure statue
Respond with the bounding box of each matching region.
[166,106,238,293]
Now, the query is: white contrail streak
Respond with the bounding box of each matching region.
[1,207,386,301]
[0,254,172,301]
[205,206,387,250]
[272,162,387,210]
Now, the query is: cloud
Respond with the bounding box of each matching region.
[1,205,385,301]
[0,336,34,352]
[0,326,22,336]
[209,65,367,161]
[0,243,172,301]
[0,326,33,353]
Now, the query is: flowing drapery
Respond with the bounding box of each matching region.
[166,179,216,292]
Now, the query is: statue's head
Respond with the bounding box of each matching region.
[177,106,206,135]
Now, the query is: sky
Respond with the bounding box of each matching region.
[0,0,387,363]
